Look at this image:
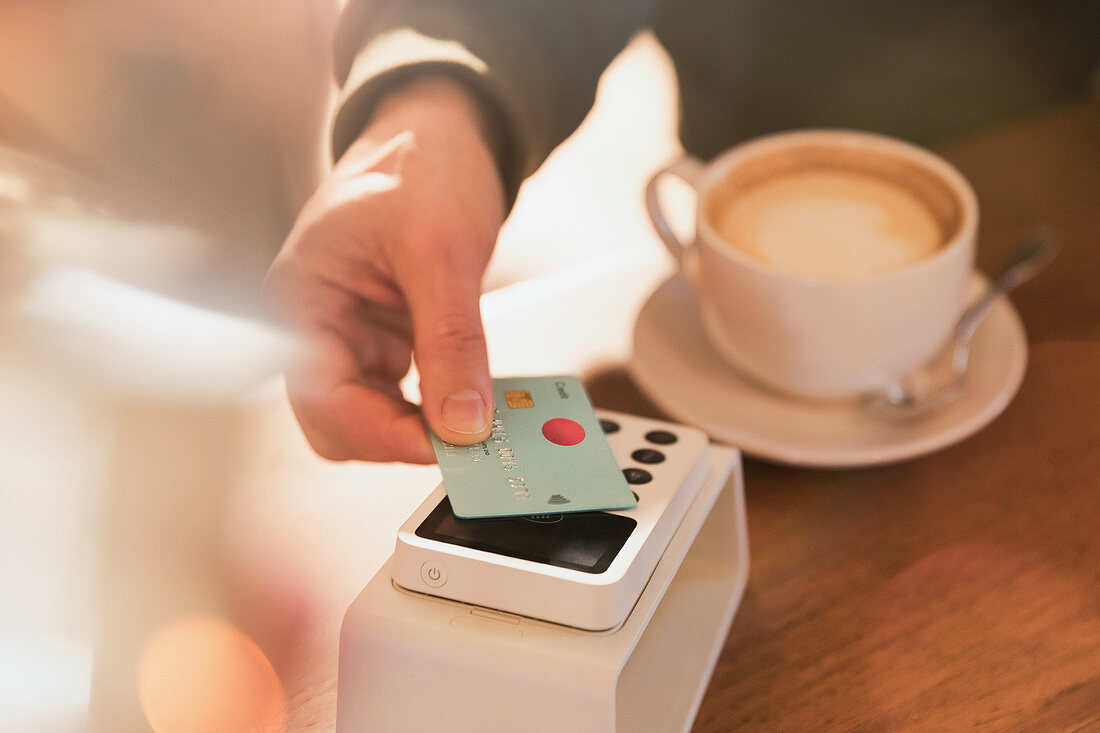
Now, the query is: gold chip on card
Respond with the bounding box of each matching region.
[505,389,534,408]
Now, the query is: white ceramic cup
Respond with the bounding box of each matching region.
[645,129,978,399]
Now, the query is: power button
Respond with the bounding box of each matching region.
[420,560,447,588]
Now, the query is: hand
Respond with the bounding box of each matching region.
[265,77,505,463]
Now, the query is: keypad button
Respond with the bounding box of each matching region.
[644,430,678,445]
[599,419,621,434]
[623,467,653,484]
[631,448,665,464]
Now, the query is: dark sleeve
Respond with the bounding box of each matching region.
[331,1,653,203]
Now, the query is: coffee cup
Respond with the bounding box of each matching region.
[645,129,978,399]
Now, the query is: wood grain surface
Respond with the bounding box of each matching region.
[587,100,1100,731]
[693,341,1100,731]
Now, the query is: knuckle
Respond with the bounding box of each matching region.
[428,311,486,356]
[290,399,353,462]
[305,431,351,462]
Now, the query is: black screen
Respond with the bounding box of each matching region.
[415,497,636,574]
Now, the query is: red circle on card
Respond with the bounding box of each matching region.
[542,418,586,446]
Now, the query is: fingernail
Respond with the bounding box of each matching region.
[441,389,488,435]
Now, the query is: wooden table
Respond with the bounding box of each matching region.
[588,100,1100,731]
[250,99,1099,731]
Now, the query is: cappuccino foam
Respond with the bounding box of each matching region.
[711,170,942,279]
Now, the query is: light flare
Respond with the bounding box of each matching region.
[138,616,285,733]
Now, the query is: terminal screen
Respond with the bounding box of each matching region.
[415,497,636,574]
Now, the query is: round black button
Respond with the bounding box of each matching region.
[631,491,640,502]
[599,419,620,434]
[631,448,665,464]
[623,468,653,484]
[645,430,678,445]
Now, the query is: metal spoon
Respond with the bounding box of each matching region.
[865,227,1060,418]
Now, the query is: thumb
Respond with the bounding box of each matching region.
[405,262,493,446]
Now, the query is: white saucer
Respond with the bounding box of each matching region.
[630,273,1028,468]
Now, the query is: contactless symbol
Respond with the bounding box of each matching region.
[547,494,571,505]
[505,390,534,408]
[542,418,585,446]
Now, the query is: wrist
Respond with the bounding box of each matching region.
[362,75,492,150]
[345,73,507,214]
[372,75,483,124]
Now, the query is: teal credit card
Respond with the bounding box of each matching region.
[430,376,637,519]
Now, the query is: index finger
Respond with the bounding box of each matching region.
[287,330,434,464]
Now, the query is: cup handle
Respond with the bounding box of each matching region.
[645,155,707,269]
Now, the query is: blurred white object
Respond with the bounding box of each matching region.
[0,143,211,312]
[0,3,338,726]
[23,212,210,289]
[0,352,102,733]
[3,260,295,730]
[21,267,296,400]
[0,633,91,733]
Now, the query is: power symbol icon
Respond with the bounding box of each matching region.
[420,561,447,588]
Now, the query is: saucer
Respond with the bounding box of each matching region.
[630,273,1028,468]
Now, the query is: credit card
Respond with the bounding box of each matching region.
[430,376,637,519]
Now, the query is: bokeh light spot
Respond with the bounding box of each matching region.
[139,616,285,733]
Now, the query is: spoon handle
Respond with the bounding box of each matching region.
[953,227,1060,350]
